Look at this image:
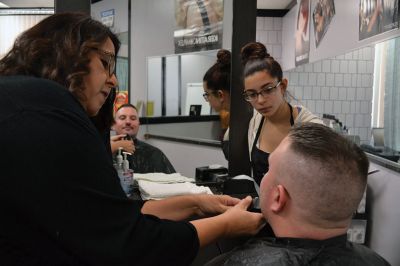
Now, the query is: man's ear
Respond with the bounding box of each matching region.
[270,184,288,213]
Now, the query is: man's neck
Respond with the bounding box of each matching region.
[271,218,348,241]
[267,101,290,124]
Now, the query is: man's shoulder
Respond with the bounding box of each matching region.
[342,242,391,265]
[136,139,161,152]
[207,238,294,266]
[207,237,391,266]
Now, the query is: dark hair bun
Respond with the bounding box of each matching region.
[217,49,231,66]
[241,42,270,66]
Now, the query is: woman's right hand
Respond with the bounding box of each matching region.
[110,134,135,154]
[220,196,266,237]
[190,196,265,247]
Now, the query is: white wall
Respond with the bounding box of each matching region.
[256,17,283,62]
[368,161,400,266]
[284,46,375,144]
[281,0,400,71]
[147,57,162,116]
[130,0,176,106]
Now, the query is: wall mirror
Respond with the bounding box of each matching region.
[285,35,400,166]
[146,49,220,117]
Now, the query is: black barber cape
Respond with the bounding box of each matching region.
[0,76,199,266]
[206,234,390,266]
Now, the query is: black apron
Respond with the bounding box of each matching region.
[251,103,294,185]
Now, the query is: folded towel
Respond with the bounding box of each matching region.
[134,172,194,184]
[139,180,212,200]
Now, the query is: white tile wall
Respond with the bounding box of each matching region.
[285,46,375,144]
[256,17,283,62]
[257,17,374,143]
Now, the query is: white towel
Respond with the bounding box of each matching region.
[134,172,194,184]
[138,180,212,200]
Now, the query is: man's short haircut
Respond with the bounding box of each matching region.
[116,103,137,113]
[284,123,369,225]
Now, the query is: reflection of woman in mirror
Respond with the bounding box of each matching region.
[241,42,323,185]
[203,49,231,159]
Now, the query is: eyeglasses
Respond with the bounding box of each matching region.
[242,81,281,102]
[202,91,214,102]
[90,47,116,77]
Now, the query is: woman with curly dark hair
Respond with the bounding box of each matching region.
[241,42,322,186]
[203,49,231,159]
[0,13,264,266]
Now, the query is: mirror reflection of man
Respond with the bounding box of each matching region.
[111,104,176,174]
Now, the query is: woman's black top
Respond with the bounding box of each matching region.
[0,76,199,266]
[251,103,294,185]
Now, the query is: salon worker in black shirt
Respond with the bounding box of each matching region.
[0,13,264,266]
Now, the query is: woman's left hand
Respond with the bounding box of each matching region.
[195,194,240,216]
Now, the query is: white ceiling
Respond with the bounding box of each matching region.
[257,0,293,9]
[0,0,293,10]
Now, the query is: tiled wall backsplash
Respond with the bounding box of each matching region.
[256,17,374,144]
[256,17,283,63]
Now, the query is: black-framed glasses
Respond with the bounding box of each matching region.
[203,91,213,101]
[89,47,116,77]
[242,81,281,102]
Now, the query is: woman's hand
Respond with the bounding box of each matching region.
[110,134,135,154]
[195,194,240,216]
[219,196,266,237]
[190,196,265,247]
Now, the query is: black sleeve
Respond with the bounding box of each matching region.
[0,85,199,266]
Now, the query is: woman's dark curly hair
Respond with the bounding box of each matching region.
[0,12,120,104]
[240,42,282,81]
[203,49,231,93]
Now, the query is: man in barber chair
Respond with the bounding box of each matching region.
[111,103,175,174]
[207,123,390,265]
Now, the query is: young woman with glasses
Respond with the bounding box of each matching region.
[202,49,231,159]
[241,42,322,185]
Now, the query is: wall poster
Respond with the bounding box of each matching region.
[359,0,399,40]
[313,0,336,48]
[174,0,224,53]
[295,0,311,66]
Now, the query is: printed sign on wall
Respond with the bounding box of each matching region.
[101,9,115,28]
[174,0,224,53]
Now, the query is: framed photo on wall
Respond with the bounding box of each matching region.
[313,0,335,48]
[295,0,310,66]
[359,0,399,40]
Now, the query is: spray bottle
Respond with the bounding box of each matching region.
[119,152,134,196]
